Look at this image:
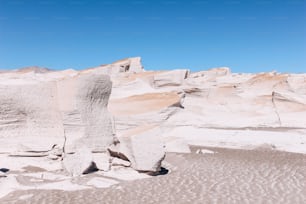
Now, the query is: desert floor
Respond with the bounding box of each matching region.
[1,146,305,204]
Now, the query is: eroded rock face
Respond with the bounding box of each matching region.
[0,81,64,153]
[153,69,189,88]
[58,74,114,153]
[84,57,144,75]
[107,65,306,154]
[111,68,306,130]
[1,56,306,176]
[109,92,183,131]
[0,72,114,155]
[108,126,165,172]
[0,57,170,175]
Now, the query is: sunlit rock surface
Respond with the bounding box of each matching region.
[0,57,306,202]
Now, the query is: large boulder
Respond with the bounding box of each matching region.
[57,74,114,153]
[108,126,165,172]
[0,71,115,155]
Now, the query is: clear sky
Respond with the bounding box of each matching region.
[0,0,305,73]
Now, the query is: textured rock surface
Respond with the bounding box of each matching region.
[0,72,114,154]
[0,57,306,201]
[108,126,165,172]
[153,69,189,88]
[0,57,169,176]
[109,92,183,131]
[92,153,111,171]
[0,56,306,175]
[58,74,114,153]
[110,68,306,130]
[84,57,143,75]
[106,61,306,154]
[0,81,63,153]
[62,146,96,177]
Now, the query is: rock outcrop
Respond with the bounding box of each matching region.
[153,69,189,88]
[105,61,306,154]
[84,57,144,75]
[1,56,306,177]
[0,72,114,155]
[109,92,183,131]
[0,81,64,153]
[0,57,306,201]
[58,74,114,153]
[0,57,167,175]
[108,126,165,172]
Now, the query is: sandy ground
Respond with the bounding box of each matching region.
[1,147,305,204]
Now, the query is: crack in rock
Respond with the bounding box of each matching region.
[272,91,282,126]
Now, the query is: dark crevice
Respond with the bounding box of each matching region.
[108,148,130,162]
[142,167,169,176]
[0,168,9,173]
[82,162,99,174]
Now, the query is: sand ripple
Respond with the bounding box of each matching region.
[1,148,306,204]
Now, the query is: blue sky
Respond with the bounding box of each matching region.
[0,0,305,73]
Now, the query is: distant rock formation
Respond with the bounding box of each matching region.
[107,61,306,154]
[16,66,52,73]
[84,57,143,75]
[153,69,189,87]
[109,65,306,131]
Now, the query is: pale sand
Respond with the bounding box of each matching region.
[1,147,305,204]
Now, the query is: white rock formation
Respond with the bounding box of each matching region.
[58,74,114,153]
[108,126,165,172]
[0,72,114,154]
[0,57,169,175]
[148,70,306,129]
[0,56,306,200]
[62,146,96,177]
[153,69,189,88]
[92,153,112,171]
[105,62,306,154]
[109,92,183,131]
[0,56,306,177]
[111,158,131,167]
[84,57,143,75]
[0,81,64,153]
[190,67,231,78]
